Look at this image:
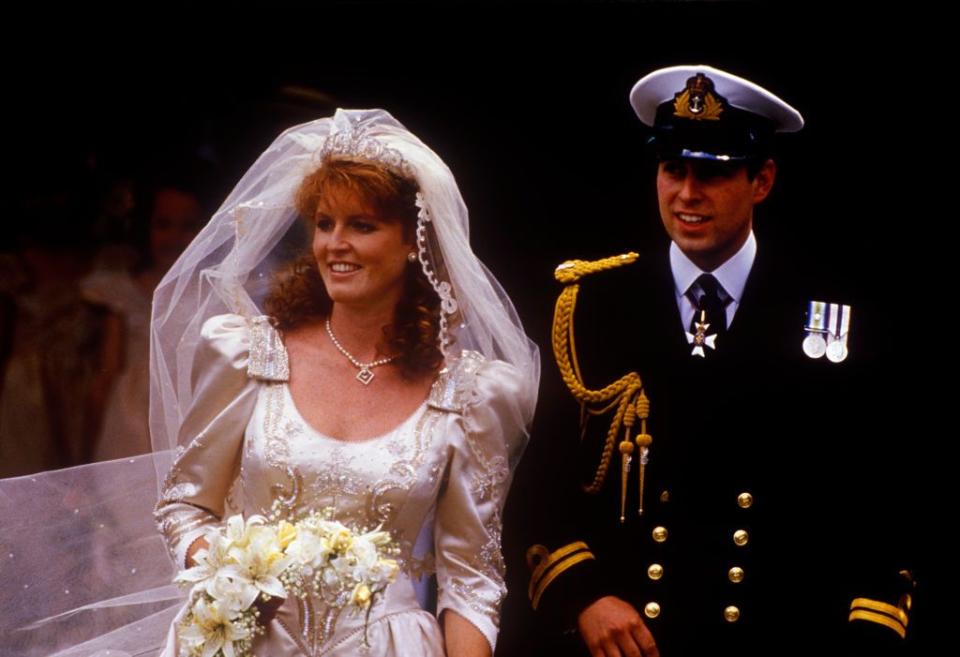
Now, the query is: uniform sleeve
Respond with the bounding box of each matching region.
[511,365,612,633]
[153,313,260,569]
[509,267,641,634]
[434,359,530,654]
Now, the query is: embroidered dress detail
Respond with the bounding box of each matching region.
[155,315,525,655]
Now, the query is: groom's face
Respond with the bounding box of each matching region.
[656,158,775,271]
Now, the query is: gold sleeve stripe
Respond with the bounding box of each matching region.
[848,609,907,639]
[529,541,591,589]
[531,551,596,611]
[850,597,909,627]
[527,542,593,601]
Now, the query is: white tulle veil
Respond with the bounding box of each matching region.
[0,109,539,656]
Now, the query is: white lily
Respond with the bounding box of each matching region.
[175,531,233,596]
[208,574,260,614]
[223,531,291,600]
[224,514,268,550]
[179,597,250,657]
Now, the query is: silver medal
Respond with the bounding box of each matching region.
[826,337,848,363]
[825,303,851,363]
[802,333,827,359]
[803,301,829,359]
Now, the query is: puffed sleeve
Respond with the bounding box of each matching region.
[153,314,284,569]
[434,358,531,653]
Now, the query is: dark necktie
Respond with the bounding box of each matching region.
[687,274,730,333]
[688,273,729,337]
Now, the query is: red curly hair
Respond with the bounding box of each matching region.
[265,156,443,379]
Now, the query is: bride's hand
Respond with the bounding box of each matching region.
[184,536,282,623]
[255,595,284,624]
[185,537,209,568]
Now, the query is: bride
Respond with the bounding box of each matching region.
[1,109,539,657]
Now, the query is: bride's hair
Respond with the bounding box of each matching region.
[265,156,443,379]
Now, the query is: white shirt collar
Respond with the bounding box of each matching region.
[669,230,757,303]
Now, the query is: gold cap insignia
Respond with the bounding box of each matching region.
[673,73,725,121]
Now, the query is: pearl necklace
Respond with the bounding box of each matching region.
[325,318,398,385]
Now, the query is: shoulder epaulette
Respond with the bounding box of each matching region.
[554,251,638,284]
[551,251,651,521]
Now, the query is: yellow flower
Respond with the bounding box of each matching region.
[364,530,392,546]
[277,521,298,549]
[332,529,353,553]
[380,558,399,579]
[351,583,372,608]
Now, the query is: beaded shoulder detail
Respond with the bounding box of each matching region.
[426,350,486,413]
[247,316,289,382]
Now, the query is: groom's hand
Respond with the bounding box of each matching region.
[578,596,660,657]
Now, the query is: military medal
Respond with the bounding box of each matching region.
[826,339,847,363]
[825,303,851,363]
[686,309,717,357]
[803,301,828,358]
[803,334,827,358]
[803,301,851,362]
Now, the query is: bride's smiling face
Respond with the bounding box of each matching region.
[312,186,413,311]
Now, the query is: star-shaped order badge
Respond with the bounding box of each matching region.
[685,309,717,357]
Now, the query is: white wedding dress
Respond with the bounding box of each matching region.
[155,314,527,656]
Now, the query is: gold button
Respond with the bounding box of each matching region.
[733,529,749,547]
[647,564,664,580]
[652,526,668,543]
[660,490,670,503]
[644,602,661,619]
[728,567,745,583]
[737,492,753,509]
[724,605,741,622]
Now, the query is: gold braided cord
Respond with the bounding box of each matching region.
[554,253,639,285]
[552,252,646,494]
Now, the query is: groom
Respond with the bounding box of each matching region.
[506,65,916,657]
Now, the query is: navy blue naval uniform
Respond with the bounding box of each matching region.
[505,243,916,657]
[499,63,918,657]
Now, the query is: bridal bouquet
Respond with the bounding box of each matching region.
[175,508,400,657]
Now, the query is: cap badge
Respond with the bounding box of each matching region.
[673,73,724,122]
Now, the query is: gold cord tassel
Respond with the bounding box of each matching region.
[552,252,654,522]
[619,431,634,524]
[619,397,638,522]
[634,392,652,516]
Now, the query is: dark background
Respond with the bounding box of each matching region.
[10,1,940,338]
[7,1,942,647]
